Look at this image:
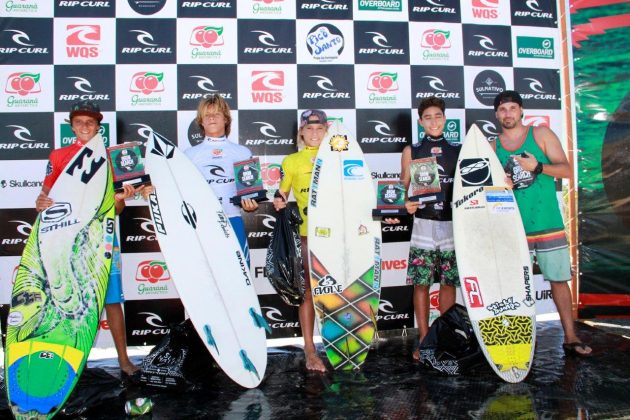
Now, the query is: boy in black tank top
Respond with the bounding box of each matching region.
[386,97,461,361]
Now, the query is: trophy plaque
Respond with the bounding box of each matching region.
[106,142,150,191]
[372,180,407,217]
[408,157,443,203]
[230,157,269,205]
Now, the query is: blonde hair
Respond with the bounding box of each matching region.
[195,95,232,137]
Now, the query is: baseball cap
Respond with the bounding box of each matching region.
[69,100,103,122]
[493,90,523,111]
[299,109,327,129]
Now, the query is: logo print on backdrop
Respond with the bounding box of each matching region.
[5,72,40,97]
[261,163,282,188]
[190,26,224,48]
[131,29,157,47]
[66,25,100,58]
[136,260,170,284]
[472,0,498,19]
[128,0,166,15]
[68,76,94,94]
[306,24,344,62]
[251,71,284,103]
[367,72,398,94]
[130,72,164,95]
[6,29,34,47]
[10,219,32,237]
[421,29,451,51]
[473,70,505,106]
[523,115,550,127]
[5,124,46,147]
[459,158,492,186]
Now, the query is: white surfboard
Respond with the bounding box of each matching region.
[452,124,536,383]
[145,131,268,388]
[307,121,382,370]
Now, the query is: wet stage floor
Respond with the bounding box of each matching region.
[2,320,629,419]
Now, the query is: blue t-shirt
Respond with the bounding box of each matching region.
[184,136,253,218]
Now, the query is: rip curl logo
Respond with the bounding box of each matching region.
[486,297,521,316]
[312,275,343,296]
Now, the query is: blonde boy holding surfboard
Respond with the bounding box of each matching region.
[35,100,144,382]
[273,109,329,372]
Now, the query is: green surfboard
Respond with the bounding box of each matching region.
[4,134,115,419]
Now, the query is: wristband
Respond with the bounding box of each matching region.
[533,161,543,175]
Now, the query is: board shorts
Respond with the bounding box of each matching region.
[406,218,459,287]
[105,235,124,305]
[230,216,250,268]
[528,230,571,282]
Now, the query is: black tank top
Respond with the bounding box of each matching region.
[411,136,460,221]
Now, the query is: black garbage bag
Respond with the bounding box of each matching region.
[265,204,305,306]
[418,303,483,375]
[140,319,217,390]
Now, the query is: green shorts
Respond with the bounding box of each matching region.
[531,246,572,282]
[406,247,460,287]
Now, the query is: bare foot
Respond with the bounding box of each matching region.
[305,349,327,373]
[412,337,425,361]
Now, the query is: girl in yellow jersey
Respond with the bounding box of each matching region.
[273,109,328,372]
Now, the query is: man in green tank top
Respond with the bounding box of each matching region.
[493,90,591,356]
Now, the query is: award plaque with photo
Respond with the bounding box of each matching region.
[372,180,407,217]
[230,157,268,205]
[408,157,443,203]
[106,142,151,191]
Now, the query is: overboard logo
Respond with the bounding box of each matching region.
[306,24,344,63]
[312,275,343,296]
[343,160,364,180]
[459,158,491,186]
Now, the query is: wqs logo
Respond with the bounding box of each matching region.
[343,160,364,180]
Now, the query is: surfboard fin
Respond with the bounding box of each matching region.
[249,308,272,335]
[203,325,219,355]
[240,349,260,380]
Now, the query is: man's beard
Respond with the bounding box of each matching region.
[500,118,518,129]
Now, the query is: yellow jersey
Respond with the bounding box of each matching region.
[279,146,318,236]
